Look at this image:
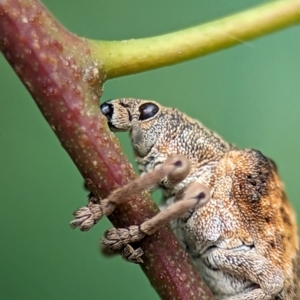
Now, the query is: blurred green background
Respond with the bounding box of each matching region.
[1,0,300,299]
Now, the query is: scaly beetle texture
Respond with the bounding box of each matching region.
[72,98,299,300]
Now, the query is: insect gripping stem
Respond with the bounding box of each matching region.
[103,181,210,244]
[70,155,194,231]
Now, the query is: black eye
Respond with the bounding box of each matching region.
[100,102,114,120]
[139,103,159,121]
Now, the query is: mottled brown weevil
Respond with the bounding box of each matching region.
[71,98,299,299]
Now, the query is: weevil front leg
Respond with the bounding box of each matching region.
[102,181,210,263]
[70,155,192,231]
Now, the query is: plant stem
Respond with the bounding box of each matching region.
[90,0,300,79]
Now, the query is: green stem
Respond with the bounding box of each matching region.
[90,0,300,79]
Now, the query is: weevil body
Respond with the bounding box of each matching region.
[100,98,300,300]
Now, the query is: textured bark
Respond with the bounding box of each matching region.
[0,0,213,299]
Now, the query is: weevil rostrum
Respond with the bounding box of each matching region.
[71,98,299,300]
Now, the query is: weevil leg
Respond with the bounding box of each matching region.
[102,181,210,263]
[100,243,144,264]
[70,192,104,231]
[70,155,191,231]
[121,245,144,264]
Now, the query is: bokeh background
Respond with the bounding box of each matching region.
[1,0,300,299]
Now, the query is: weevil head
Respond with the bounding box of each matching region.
[100,98,162,157]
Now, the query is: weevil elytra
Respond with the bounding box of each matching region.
[71,98,299,299]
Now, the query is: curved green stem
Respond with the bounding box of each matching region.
[90,0,300,79]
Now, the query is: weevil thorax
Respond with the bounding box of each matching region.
[101,98,231,192]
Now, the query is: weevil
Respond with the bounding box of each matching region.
[72,98,299,299]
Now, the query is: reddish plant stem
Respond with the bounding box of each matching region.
[0,0,213,299]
